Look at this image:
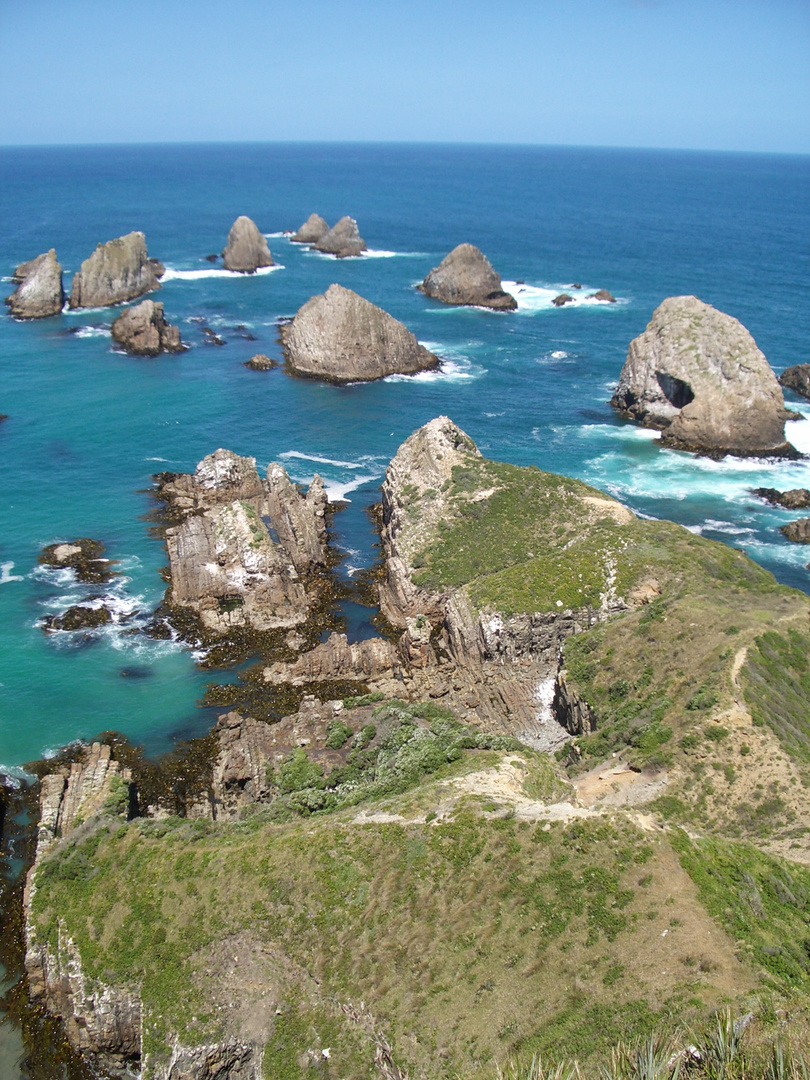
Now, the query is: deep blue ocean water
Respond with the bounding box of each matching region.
[1,142,809,780]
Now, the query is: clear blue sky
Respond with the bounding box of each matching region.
[1,0,808,152]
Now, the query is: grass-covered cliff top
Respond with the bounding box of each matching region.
[31,710,810,1079]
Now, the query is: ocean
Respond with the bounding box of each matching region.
[1,141,809,783]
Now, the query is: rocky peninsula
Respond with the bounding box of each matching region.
[611,295,796,457]
[5,249,64,318]
[221,215,274,272]
[281,283,439,382]
[111,299,185,356]
[418,243,517,310]
[68,232,162,309]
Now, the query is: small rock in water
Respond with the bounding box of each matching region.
[244,353,277,371]
[552,293,574,306]
[38,538,116,583]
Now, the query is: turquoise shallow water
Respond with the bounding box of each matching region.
[1,142,809,775]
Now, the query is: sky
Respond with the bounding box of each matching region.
[0,0,808,153]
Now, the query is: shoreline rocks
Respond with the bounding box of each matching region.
[611,295,797,458]
[313,215,367,258]
[38,539,116,583]
[753,487,810,510]
[111,299,185,356]
[418,244,517,310]
[281,283,439,383]
[244,353,277,370]
[221,216,274,273]
[69,232,161,309]
[780,518,810,544]
[5,249,64,318]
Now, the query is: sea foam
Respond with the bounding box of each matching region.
[161,265,283,281]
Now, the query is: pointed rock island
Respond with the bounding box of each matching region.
[5,249,64,318]
[313,215,367,258]
[611,295,796,458]
[418,243,517,310]
[290,212,330,244]
[281,283,439,383]
[69,232,161,309]
[221,215,274,272]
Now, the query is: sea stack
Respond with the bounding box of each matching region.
[281,283,439,383]
[221,216,274,273]
[5,249,64,318]
[69,232,160,309]
[313,216,367,258]
[418,244,517,310]
[611,295,796,458]
[291,213,330,244]
[779,364,810,401]
[110,300,185,356]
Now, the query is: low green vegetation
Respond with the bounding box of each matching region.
[743,628,810,761]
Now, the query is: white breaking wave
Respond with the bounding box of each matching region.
[0,561,24,584]
[323,474,381,503]
[161,264,283,281]
[72,325,110,339]
[501,281,625,314]
[361,249,425,259]
[279,451,367,470]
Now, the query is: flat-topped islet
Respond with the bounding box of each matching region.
[418,243,517,310]
[281,283,439,383]
[69,232,161,309]
[611,295,796,458]
[5,249,64,318]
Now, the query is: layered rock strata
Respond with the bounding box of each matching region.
[281,283,439,383]
[313,215,366,257]
[159,449,329,635]
[24,744,141,1071]
[5,249,64,317]
[221,215,274,273]
[111,299,185,356]
[418,244,517,310]
[69,231,161,309]
[779,363,810,400]
[611,296,795,457]
[290,213,329,243]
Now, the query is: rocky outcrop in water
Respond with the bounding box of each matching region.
[244,353,276,370]
[69,232,161,309]
[753,487,810,510]
[281,283,438,383]
[313,216,366,258]
[552,293,573,307]
[781,518,810,544]
[38,538,116,583]
[418,244,517,310]
[291,213,330,244]
[5,249,64,318]
[221,216,274,273]
[111,299,185,356]
[588,289,616,303]
[159,449,329,635]
[779,364,810,400]
[611,296,796,458]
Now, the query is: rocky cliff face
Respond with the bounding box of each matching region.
[5,249,64,318]
[221,216,274,273]
[291,213,330,243]
[160,449,329,635]
[24,743,141,1072]
[281,283,439,383]
[111,299,185,355]
[69,232,161,309]
[313,216,367,258]
[418,244,517,310]
[611,296,795,457]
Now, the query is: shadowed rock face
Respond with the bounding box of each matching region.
[221,215,274,272]
[111,300,185,356]
[281,283,438,383]
[313,215,367,257]
[291,213,329,243]
[611,295,795,458]
[5,249,64,318]
[418,243,517,310]
[69,232,161,309]
[779,364,810,401]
